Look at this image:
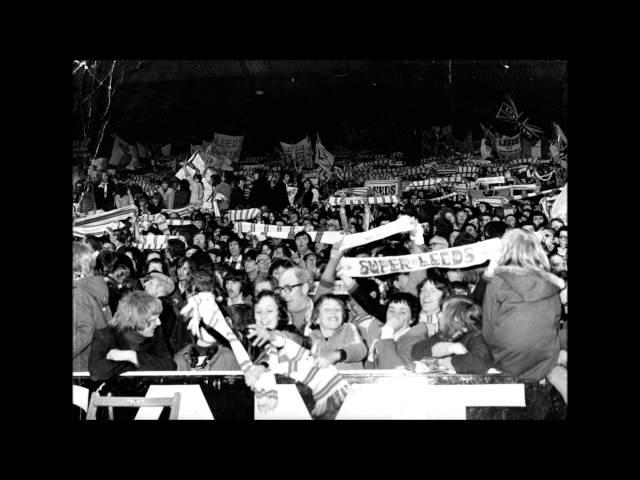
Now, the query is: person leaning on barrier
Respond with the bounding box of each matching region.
[173,271,241,372]
[370,292,427,370]
[307,294,367,370]
[482,229,566,416]
[89,291,176,381]
[73,242,112,372]
[411,296,492,374]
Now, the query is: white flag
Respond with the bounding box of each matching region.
[281,136,313,169]
[161,144,171,156]
[553,122,568,147]
[550,183,567,224]
[481,138,492,160]
[315,135,335,171]
[109,135,130,166]
[212,133,244,164]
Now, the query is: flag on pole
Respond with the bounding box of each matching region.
[553,122,568,147]
[126,143,141,170]
[481,138,493,160]
[495,95,544,139]
[109,135,131,166]
[480,123,497,141]
[550,183,567,224]
[315,134,335,171]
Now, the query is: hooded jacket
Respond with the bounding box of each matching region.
[482,266,563,382]
[73,276,112,371]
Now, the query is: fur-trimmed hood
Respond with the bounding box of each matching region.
[74,275,110,308]
[493,266,564,303]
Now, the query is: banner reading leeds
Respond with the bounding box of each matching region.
[495,134,522,160]
[281,137,314,169]
[212,133,244,164]
[338,238,502,277]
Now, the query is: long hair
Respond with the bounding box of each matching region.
[254,290,290,331]
[110,291,162,332]
[73,242,95,279]
[439,296,482,341]
[497,228,550,273]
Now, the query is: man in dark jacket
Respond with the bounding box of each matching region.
[94,172,116,211]
[248,172,271,208]
[173,180,191,209]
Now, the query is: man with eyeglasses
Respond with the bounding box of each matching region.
[277,267,314,335]
[556,226,568,259]
[255,252,271,280]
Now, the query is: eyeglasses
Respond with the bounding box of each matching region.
[559,235,568,239]
[428,243,446,248]
[275,283,304,294]
[257,259,270,264]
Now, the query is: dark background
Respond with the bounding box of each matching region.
[72,59,567,157]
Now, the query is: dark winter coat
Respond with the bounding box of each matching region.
[482,266,563,382]
[73,276,112,372]
[89,327,176,381]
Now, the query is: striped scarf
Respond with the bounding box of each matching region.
[72,205,138,237]
[486,166,509,177]
[333,187,371,197]
[235,215,416,250]
[72,205,138,228]
[471,196,508,207]
[180,292,350,416]
[418,310,441,337]
[327,195,398,206]
[137,213,169,234]
[457,165,479,176]
[403,178,442,190]
[133,234,182,251]
[161,205,196,218]
[165,219,193,227]
[226,208,261,222]
[234,222,344,244]
[427,192,460,202]
[73,221,126,238]
[127,176,157,198]
[511,187,562,201]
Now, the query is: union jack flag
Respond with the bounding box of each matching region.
[496,95,544,140]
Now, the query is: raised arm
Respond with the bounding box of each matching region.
[314,238,345,300]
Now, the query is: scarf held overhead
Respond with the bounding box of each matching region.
[234,215,417,250]
[338,238,502,277]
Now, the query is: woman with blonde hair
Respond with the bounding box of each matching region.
[482,229,566,417]
[89,291,176,381]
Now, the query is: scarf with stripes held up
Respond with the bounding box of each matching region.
[180,292,350,417]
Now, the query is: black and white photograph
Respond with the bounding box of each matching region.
[72,60,568,420]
